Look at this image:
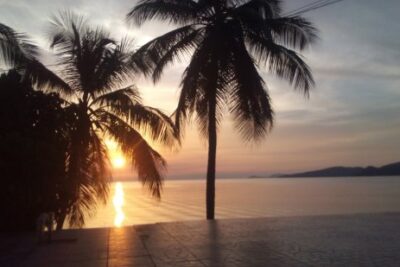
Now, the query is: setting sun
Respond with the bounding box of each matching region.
[105,139,127,169]
[112,156,126,169]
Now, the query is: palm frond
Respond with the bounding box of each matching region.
[228,33,274,141]
[49,12,136,95]
[174,35,213,137]
[266,16,318,50]
[234,0,282,18]
[0,23,38,66]
[128,105,179,146]
[127,0,199,26]
[246,32,314,94]
[131,25,202,81]
[152,27,204,82]
[99,110,166,198]
[234,2,317,51]
[91,37,135,95]
[23,59,72,95]
[177,28,231,140]
[48,11,88,49]
[92,86,178,146]
[48,12,86,90]
[91,85,142,108]
[0,23,73,93]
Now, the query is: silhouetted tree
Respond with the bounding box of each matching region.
[127,0,317,219]
[0,70,68,231]
[47,12,178,228]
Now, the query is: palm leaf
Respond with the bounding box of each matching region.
[128,105,179,146]
[265,16,318,50]
[228,32,274,141]
[246,31,314,94]
[176,28,228,139]
[0,23,37,66]
[234,0,282,18]
[1,23,72,93]
[131,25,202,81]
[92,87,178,146]
[127,0,199,26]
[23,59,72,95]
[99,110,166,198]
[91,85,142,108]
[151,27,204,82]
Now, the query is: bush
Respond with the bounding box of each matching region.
[0,70,68,231]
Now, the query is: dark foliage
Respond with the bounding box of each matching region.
[0,70,68,231]
[1,16,178,229]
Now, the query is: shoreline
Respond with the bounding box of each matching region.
[112,175,400,182]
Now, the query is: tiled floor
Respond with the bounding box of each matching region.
[1,213,400,266]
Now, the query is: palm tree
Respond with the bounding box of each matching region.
[127,0,318,219]
[0,23,70,92]
[46,12,178,228]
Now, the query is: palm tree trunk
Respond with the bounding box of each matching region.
[206,93,217,220]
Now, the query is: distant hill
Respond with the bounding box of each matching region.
[278,162,400,178]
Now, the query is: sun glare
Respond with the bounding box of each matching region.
[113,182,125,227]
[105,139,126,169]
[112,156,126,169]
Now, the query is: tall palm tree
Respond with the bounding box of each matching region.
[0,22,70,92]
[46,12,178,228]
[127,0,318,219]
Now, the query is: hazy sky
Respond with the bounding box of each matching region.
[1,0,400,178]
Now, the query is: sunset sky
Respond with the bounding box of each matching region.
[1,0,399,179]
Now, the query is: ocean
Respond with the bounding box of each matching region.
[81,177,400,229]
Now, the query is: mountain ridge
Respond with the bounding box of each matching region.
[277,161,400,178]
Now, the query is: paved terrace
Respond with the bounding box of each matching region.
[1,213,400,267]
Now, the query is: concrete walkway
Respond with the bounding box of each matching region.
[1,213,400,266]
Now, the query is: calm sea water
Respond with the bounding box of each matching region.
[82,177,400,229]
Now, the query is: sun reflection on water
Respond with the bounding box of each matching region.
[113,182,125,227]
